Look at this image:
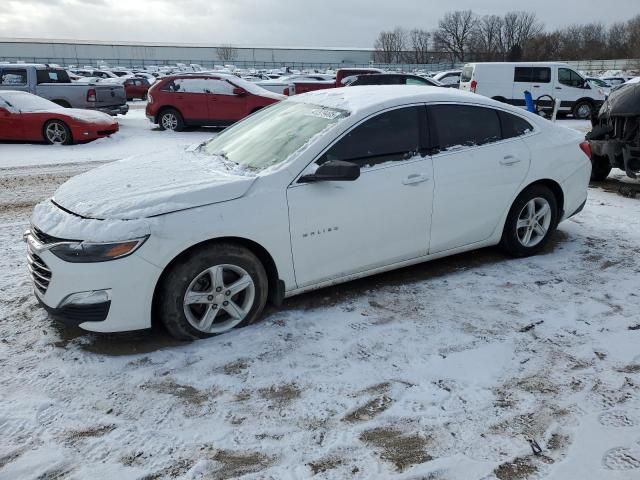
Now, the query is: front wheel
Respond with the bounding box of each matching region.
[500,185,558,257]
[573,101,593,120]
[44,120,72,145]
[157,243,268,340]
[590,154,612,181]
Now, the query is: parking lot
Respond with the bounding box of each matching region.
[1,106,639,479]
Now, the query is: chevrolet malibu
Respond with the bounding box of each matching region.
[25,86,591,340]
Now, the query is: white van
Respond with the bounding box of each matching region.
[459,62,606,119]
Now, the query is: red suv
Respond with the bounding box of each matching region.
[146,74,285,131]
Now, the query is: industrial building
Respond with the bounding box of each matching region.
[0,37,377,69]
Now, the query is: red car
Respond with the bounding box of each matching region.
[146,74,285,131]
[124,77,150,101]
[0,90,118,145]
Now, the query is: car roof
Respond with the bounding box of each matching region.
[291,85,524,116]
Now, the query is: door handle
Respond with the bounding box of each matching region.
[555,87,562,90]
[500,155,521,166]
[533,85,540,88]
[402,173,430,185]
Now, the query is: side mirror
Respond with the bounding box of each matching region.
[299,160,360,183]
[233,87,247,96]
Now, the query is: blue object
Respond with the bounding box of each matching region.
[524,91,535,113]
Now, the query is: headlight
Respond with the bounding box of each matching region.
[49,236,148,263]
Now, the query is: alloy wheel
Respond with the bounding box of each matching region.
[183,264,255,334]
[516,197,552,248]
[161,113,178,130]
[45,122,68,144]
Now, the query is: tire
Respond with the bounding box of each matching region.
[590,154,612,181]
[500,185,559,257]
[43,120,72,145]
[142,93,148,101]
[127,97,133,102]
[158,108,184,131]
[572,100,593,120]
[157,243,268,340]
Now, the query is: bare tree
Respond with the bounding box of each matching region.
[474,15,503,61]
[434,10,477,62]
[408,29,431,64]
[500,11,543,58]
[608,22,630,58]
[216,44,238,63]
[373,27,407,63]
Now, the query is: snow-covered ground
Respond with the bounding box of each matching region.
[1,111,640,480]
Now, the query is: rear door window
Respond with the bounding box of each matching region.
[172,78,213,93]
[318,106,423,168]
[430,104,501,151]
[498,111,534,139]
[1,69,28,86]
[531,67,551,83]
[406,77,430,86]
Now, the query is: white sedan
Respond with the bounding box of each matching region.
[25,86,591,339]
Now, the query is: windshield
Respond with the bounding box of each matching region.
[0,92,60,112]
[201,101,349,171]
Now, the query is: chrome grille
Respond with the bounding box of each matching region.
[27,246,52,294]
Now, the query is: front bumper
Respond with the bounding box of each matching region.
[95,104,129,116]
[24,229,161,333]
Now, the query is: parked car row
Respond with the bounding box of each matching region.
[0,64,129,115]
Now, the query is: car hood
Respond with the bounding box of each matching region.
[53,145,258,220]
[61,108,116,123]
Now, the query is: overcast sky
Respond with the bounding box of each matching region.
[2,0,638,48]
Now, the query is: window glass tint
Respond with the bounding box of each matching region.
[558,68,585,88]
[499,111,534,139]
[514,67,531,83]
[461,65,473,83]
[173,78,214,93]
[210,79,236,95]
[1,69,28,86]
[406,77,429,85]
[431,105,501,151]
[319,107,421,168]
[531,67,551,83]
[36,69,70,84]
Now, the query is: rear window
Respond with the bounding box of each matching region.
[430,104,501,151]
[461,65,473,83]
[0,69,27,86]
[36,69,70,84]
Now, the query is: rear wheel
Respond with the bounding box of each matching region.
[590,154,612,181]
[157,243,268,340]
[500,185,558,257]
[43,120,72,145]
[158,108,184,131]
[573,100,593,120]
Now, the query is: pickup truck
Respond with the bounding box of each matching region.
[0,64,129,116]
[256,68,383,96]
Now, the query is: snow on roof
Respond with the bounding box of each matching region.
[290,85,496,114]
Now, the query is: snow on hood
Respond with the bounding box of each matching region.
[32,200,152,243]
[52,145,258,220]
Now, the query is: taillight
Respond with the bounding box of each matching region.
[87,89,97,102]
[282,87,289,96]
[470,80,477,93]
[579,141,591,159]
